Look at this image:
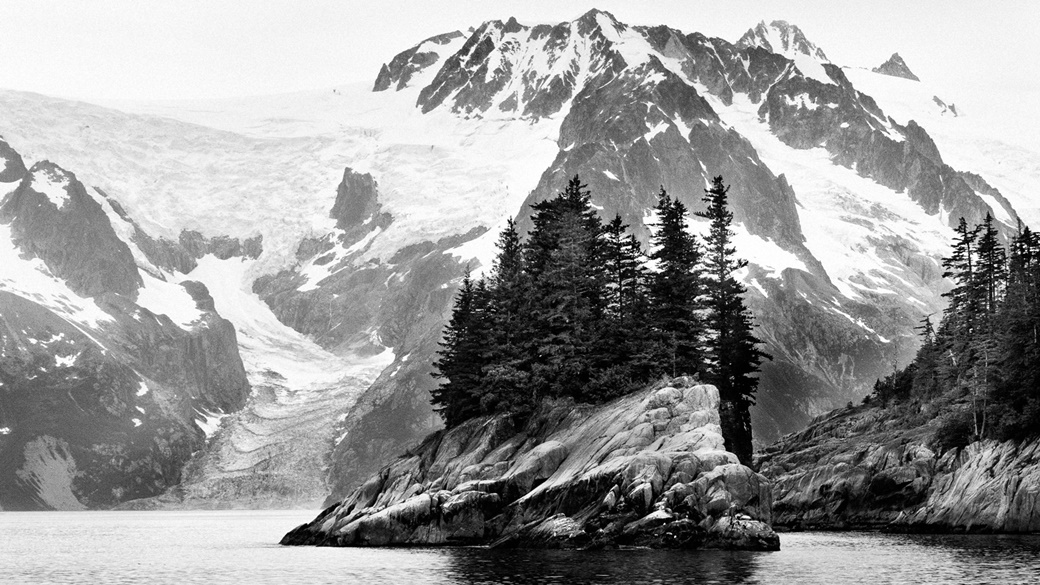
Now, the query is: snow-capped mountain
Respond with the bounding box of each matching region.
[1,9,1037,509]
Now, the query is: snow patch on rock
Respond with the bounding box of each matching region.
[0,223,113,330]
[28,165,71,209]
[136,273,203,328]
[14,435,86,510]
[707,93,951,304]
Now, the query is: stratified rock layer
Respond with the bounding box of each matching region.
[758,402,1040,532]
[282,378,779,550]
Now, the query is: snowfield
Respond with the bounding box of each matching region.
[0,78,561,279]
[704,92,952,310]
[0,222,113,330]
[844,68,1040,229]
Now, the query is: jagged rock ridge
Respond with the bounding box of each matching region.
[736,20,830,62]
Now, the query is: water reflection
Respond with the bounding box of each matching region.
[5,512,1040,585]
[442,548,767,584]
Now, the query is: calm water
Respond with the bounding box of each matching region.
[2,510,1040,584]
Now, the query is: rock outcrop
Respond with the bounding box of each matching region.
[872,53,920,81]
[373,31,465,92]
[282,378,779,550]
[758,399,1040,532]
[1,161,142,299]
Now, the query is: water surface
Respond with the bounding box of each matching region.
[3,510,1039,584]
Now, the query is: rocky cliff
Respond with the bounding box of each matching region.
[0,141,252,510]
[757,397,1040,532]
[282,378,779,550]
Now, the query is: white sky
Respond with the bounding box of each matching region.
[0,0,1036,102]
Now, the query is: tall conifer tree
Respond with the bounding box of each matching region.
[431,272,485,426]
[482,218,534,413]
[524,176,607,399]
[648,188,704,378]
[593,214,653,398]
[696,176,768,464]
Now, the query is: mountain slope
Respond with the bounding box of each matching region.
[0,141,251,509]
[2,11,1038,508]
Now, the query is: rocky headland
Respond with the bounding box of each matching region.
[282,377,779,550]
[758,397,1040,532]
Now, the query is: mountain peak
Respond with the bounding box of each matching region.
[577,8,620,24]
[736,20,829,62]
[872,52,920,81]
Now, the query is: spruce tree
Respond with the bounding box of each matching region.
[592,214,653,398]
[648,187,704,379]
[910,315,941,397]
[431,272,486,426]
[975,213,1007,319]
[481,219,533,414]
[991,225,1040,438]
[696,175,768,464]
[524,175,607,400]
[939,218,982,389]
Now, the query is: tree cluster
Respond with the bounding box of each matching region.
[871,214,1040,441]
[432,175,767,462]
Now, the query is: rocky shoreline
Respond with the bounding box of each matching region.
[758,402,1040,533]
[281,378,779,550]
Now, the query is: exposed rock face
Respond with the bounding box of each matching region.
[873,53,920,81]
[0,139,28,183]
[374,31,466,92]
[736,20,829,62]
[252,169,475,503]
[282,379,778,550]
[328,168,392,234]
[0,161,142,299]
[758,401,1040,532]
[0,141,251,510]
[933,96,958,116]
[904,440,1040,531]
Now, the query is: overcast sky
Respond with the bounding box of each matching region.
[0,0,1036,107]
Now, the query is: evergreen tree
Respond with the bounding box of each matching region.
[591,214,653,398]
[524,176,607,399]
[696,176,769,464]
[867,215,1040,443]
[975,213,1007,319]
[648,187,704,379]
[910,315,941,397]
[991,225,1040,438]
[431,272,486,426]
[967,214,1006,434]
[481,219,533,413]
[939,218,982,389]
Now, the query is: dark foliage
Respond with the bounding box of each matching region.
[431,175,768,462]
[874,215,1040,442]
[696,176,769,463]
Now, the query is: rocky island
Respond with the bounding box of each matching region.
[282,377,779,550]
